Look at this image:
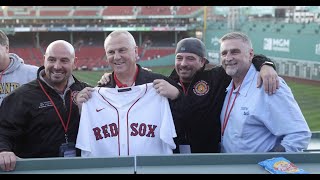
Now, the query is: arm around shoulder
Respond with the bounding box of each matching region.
[252,54,276,71]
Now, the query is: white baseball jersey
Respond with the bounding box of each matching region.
[76,83,177,157]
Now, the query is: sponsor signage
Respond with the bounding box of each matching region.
[103,27,136,31]
[14,27,31,32]
[67,27,86,31]
[136,27,152,31]
[31,27,48,32]
[263,38,290,52]
[48,27,68,32]
[147,15,174,19]
[174,27,187,31]
[13,26,185,32]
[152,27,174,31]
[103,16,136,20]
[86,27,103,31]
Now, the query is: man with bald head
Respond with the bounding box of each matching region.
[0,40,90,171]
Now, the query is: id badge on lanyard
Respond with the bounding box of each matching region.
[220,136,225,153]
[59,142,76,157]
[38,80,76,157]
[179,145,191,154]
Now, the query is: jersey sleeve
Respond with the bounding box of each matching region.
[75,101,92,155]
[159,96,177,150]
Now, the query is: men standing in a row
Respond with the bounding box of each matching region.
[97,33,279,154]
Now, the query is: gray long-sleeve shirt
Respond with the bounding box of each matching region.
[0,53,38,105]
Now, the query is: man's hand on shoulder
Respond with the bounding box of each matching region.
[142,67,152,72]
[153,79,180,100]
[98,72,112,85]
[257,65,279,95]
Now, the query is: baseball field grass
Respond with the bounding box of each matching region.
[73,67,320,131]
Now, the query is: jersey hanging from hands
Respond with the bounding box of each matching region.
[76,83,177,157]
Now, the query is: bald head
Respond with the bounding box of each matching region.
[45,40,75,61]
[104,30,136,50]
[43,40,76,91]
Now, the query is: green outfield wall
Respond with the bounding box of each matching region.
[137,54,175,67]
[204,24,320,80]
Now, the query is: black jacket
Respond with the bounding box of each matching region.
[99,64,179,88]
[0,66,90,158]
[170,54,274,153]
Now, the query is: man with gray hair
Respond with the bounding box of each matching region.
[0,40,90,171]
[219,32,311,153]
[75,30,180,157]
[0,30,38,105]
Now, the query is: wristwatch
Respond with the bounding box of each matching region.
[261,61,276,70]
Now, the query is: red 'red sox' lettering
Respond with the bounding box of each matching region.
[92,122,118,140]
[93,123,157,141]
[130,123,157,137]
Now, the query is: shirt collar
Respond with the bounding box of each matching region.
[225,64,257,97]
[39,69,75,94]
[114,64,139,88]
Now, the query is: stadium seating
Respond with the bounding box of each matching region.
[140,48,175,61]
[102,6,133,16]
[73,10,99,16]
[72,5,102,16]
[0,6,203,18]
[177,6,202,15]
[140,6,171,16]
[40,10,70,16]
[10,47,40,66]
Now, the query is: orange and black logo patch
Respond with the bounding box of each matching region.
[193,80,209,96]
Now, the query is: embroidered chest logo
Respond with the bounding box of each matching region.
[71,90,80,104]
[39,101,53,109]
[96,108,105,112]
[193,80,209,96]
[241,107,250,116]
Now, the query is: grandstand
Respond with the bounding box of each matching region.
[1,6,320,80]
[0,6,202,69]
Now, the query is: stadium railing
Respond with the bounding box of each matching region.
[1,152,319,174]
